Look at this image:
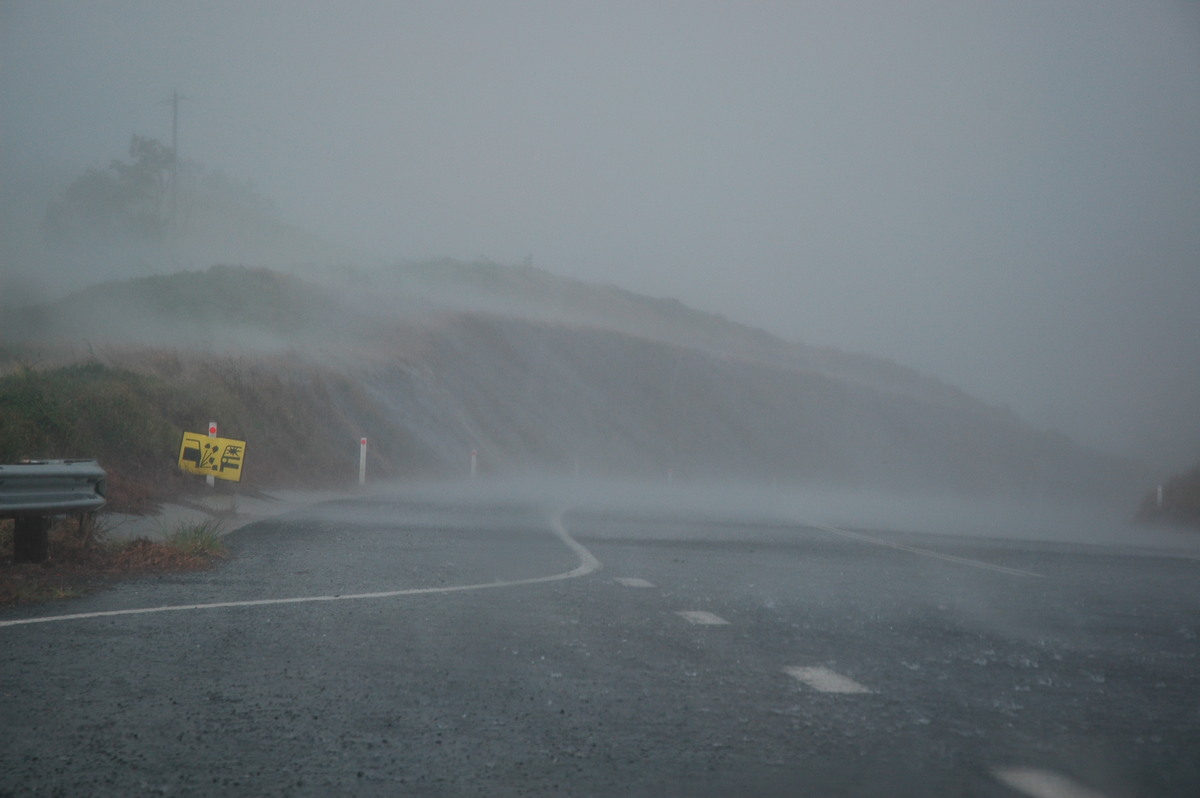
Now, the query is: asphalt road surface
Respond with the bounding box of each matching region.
[2,484,1198,797]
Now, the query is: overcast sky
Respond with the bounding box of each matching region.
[3,1,1199,468]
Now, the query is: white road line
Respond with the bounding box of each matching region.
[783,665,873,694]
[0,512,602,629]
[813,524,1043,578]
[615,577,656,588]
[676,610,730,625]
[993,767,1111,798]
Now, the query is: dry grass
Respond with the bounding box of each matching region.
[0,353,394,500]
[107,537,221,572]
[0,514,228,607]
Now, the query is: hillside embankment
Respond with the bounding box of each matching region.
[1137,464,1200,528]
[1,264,1146,513]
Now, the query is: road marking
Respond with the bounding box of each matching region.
[993,767,1111,798]
[615,577,655,588]
[813,524,1043,578]
[0,513,602,629]
[676,610,730,625]
[783,666,873,694]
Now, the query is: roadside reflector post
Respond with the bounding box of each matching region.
[1157,484,1164,508]
[359,438,368,485]
[471,449,477,480]
[207,421,217,488]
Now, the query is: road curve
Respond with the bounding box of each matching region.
[2,488,1197,797]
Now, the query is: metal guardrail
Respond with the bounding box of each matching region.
[1,460,107,563]
[0,459,108,518]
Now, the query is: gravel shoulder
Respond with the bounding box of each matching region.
[0,488,355,607]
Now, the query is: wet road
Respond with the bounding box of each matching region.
[2,488,1198,796]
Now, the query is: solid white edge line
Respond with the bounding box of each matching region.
[813,524,1043,578]
[0,511,601,629]
[992,767,1111,798]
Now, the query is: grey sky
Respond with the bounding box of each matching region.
[3,1,1199,469]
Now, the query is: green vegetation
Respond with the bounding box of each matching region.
[44,135,176,246]
[164,518,226,557]
[82,264,336,333]
[1,264,346,350]
[0,354,401,509]
[43,135,282,252]
[0,361,177,476]
[0,514,229,606]
[2,261,1145,512]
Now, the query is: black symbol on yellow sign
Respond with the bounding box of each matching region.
[178,432,247,482]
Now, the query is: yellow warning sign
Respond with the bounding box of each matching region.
[178,432,247,482]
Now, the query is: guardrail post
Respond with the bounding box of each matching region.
[13,516,51,564]
[2,460,108,564]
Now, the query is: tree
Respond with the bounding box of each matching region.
[44,135,175,245]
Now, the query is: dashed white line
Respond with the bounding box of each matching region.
[676,610,730,625]
[783,665,873,694]
[0,513,602,629]
[615,577,656,588]
[993,767,1111,798]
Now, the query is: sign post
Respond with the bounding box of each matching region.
[206,421,217,487]
[359,438,368,485]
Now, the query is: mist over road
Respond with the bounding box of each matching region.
[2,485,1198,796]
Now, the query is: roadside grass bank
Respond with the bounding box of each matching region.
[0,515,228,607]
[0,356,407,509]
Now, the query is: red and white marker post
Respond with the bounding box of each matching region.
[207,421,217,487]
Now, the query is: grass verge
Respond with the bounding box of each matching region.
[164,517,227,557]
[0,514,229,607]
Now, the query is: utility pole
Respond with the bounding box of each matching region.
[159,89,190,261]
[170,90,180,228]
[160,90,187,231]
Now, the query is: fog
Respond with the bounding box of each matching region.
[324,474,1200,556]
[3,1,1199,470]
